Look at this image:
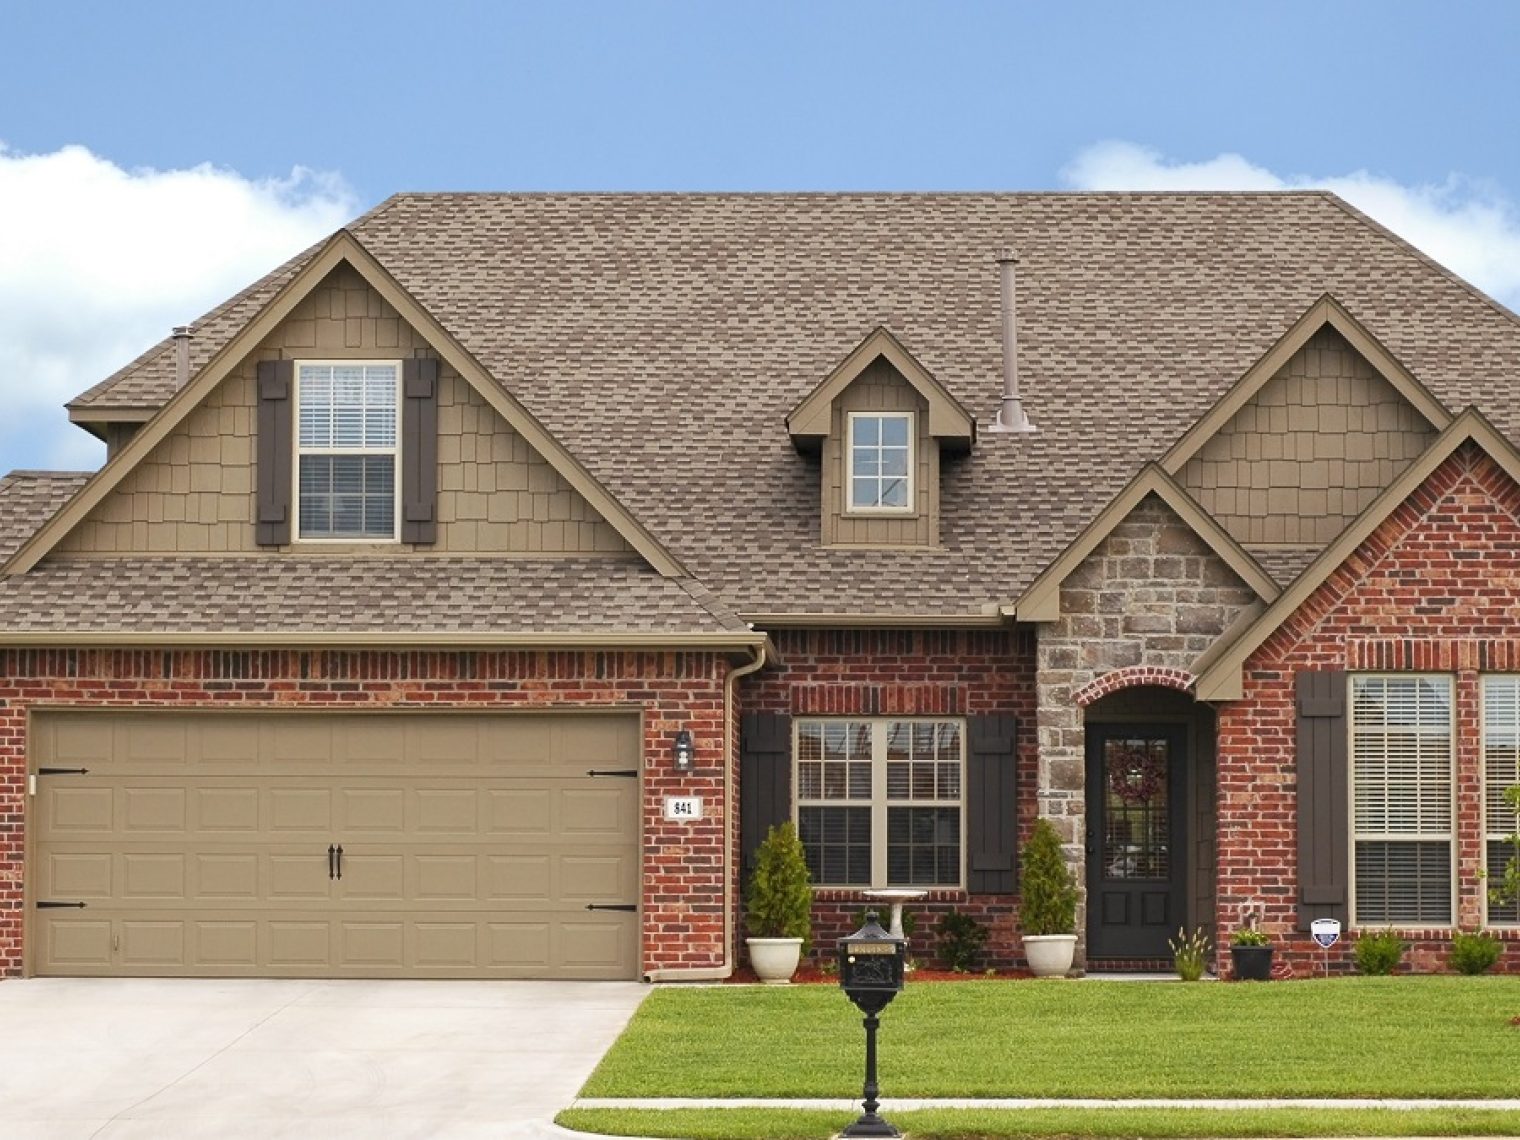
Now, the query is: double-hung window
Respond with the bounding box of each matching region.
[295,361,400,541]
[1350,675,1454,925]
[795,718,963,888]
[1483,676,1520,925]
[847,412,913,513]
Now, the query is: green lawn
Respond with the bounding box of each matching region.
[579,977,1520,1099]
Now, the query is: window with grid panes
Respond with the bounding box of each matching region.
[1351,675,1454,925]
[794,719,963,888]
[1482,676,1520,924]
[846,412,913,513]
[295,361,399,540]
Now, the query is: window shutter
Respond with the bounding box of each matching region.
[740,712,791,875]
[967,713,1018,894]
[1296,670,1349,930]
[401,357,439,544]
[255,359,293,546]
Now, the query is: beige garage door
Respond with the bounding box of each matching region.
[30,712,641,979]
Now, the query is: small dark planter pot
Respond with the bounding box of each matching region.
[1230,945,1274,981]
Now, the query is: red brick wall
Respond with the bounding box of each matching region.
[739,628,1039,969]
[1219,444,1520,974]
[0,647,729,978]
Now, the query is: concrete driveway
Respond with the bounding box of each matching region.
[0,978,648,1139]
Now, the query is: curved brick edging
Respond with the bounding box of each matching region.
[1074,666,1196,707]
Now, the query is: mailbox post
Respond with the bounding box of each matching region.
[837,911,907,1138]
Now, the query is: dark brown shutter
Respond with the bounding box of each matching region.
[740,712,791,874]
[967,713,1019,894]
[1296,670,1349,930]
[400,357,439,544]
[255,359,293,546]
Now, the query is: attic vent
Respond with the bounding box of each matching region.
[172,325,193,389]
[987,249,1035,434]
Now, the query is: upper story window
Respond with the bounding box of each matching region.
[295,361,399,541]
[847,412,913,513]
[794,718,963,889]
[1482,676,1520,925]
[1350,674,1453,926]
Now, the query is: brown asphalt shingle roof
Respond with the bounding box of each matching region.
[0,556,747,636]
[0,472,90,562]
[53,193,1520,618]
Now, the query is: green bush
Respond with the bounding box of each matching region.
[1354,928,1406,975]
[1231,927,1270,947]
[1449,930,1503,975]
[1169,926,1212,981]
[935,909,989,972]
[744,822,813,953]
[1019,818,1079,935]
[853,907,917,940]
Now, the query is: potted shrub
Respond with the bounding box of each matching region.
[1229,927,1273,981]
[1019,817,1080,977]
[744,821,813,983]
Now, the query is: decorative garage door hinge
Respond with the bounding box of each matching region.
[36,900,87,909]
[29,767,90,796]
[586,769,638,778]
[585,903,637,912]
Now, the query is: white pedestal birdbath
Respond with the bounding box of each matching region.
[862,888,928,939]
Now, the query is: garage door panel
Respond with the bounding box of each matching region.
[32,713,641,979]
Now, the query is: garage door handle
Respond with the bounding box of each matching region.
[585,903,637,913]
[335,844,343,880]
[328,844,337,880]
[37,900,87,909]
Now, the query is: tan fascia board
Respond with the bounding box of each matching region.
[1194,407,1517,701]
[1013,464,1279,623]
[6,230,687,580]
[0,629,770,652]
[745,611,1007,629]
[66,405,158,424]
[1160,294,1453,477]
[786,327,976,444]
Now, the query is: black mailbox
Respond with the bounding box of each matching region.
[836,911,906,1138]
[838,911,906,1011]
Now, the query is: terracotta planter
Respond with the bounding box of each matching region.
[1230,944,1274,981]
[747,937,803,984]
[1023,933,1077,977]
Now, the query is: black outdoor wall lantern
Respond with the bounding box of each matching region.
[837,910,907,1138]
[672,729,695,772]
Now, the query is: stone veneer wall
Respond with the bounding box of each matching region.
[1035,494,1261,959]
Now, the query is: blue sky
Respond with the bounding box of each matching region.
[4,0,1520,470]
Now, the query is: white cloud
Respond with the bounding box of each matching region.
[0,143,357,472]
[1063,140,1520,312]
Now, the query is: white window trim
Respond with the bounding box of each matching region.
[1481,674,1520,927]
[292,359,402,544]
[1348,673,1455,929]
[844,411,915,516]
[793,716,965,890]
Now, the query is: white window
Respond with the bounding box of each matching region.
[847,412,913,513]
[795,718,963,888]
[1482,675,1520,925]
[295,361,400,541]
[1350,675,1454,926]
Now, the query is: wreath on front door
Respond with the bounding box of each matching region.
[1108,745,1164,806]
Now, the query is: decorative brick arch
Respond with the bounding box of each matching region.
[1075,666,1196,707]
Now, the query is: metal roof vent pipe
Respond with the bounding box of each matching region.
[986,249,1036,433]
[172,325,193,389]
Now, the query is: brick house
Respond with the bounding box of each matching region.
[2,193,1518,980]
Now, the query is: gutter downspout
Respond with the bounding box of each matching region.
[643,637,768,983]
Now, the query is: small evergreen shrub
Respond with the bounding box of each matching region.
[1450,930,1503,976]
[1169,926,1212,981]
[744,822,813,953]
[1019,818,1079,935]
[935,908,989,972]
[1354,928,1405,975]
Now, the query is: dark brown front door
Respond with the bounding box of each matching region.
[1085,723,1187,959]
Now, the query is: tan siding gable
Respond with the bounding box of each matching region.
[1178,327,1436,546]
[58,264,632,558]
[821,359,937,547]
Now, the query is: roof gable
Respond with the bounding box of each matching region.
[786,327,975,449]
[1194,407,1520,699]
[6,231,684,578]
[1161,294,1452,477]
[1013,463,1280,622]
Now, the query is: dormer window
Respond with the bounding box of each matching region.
[848,412,913,513]
[295,361,400,541]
